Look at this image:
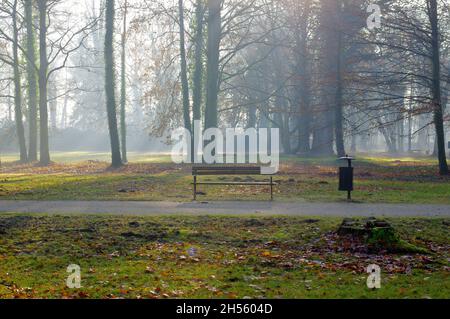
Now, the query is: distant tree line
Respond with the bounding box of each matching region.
[0,0,448,174]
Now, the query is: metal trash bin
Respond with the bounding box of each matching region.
[339,156,354,201]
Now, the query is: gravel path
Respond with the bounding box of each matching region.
[0,200,449,217]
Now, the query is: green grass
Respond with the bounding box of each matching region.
[0,151,441,166]
[0,151,173,164]
[0,153,449,203]
[0,171,449,203]
[0,214,448,299]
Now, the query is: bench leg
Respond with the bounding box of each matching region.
[270,176,273,201]
[193,176,197,201]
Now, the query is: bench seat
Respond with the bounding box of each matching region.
[192,165,276,201]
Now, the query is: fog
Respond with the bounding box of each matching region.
[0,0,449,172]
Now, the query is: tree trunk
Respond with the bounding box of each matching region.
[12,0,28,163]
[49,78,58,131]
[7,83,12,121]
[204,0,221,129]
[61,71,69,129]
[334,26,346,157]
[191,0,205,162]
[311,0,338,156]
[350,128,357,153]
[398,116,404,153]
[296,0,312,154]
[178,0,192,134]
[275,93,291,154]
[24,0,38,162]
[120,0,128,163]
[37,0,51,165]
[378,121,396,153]
[428,0,448,175]
[105,0,122,168]
[417,114,428,151]
[407,113,412,152]
[192,0,204,124]
[407,81,414,152]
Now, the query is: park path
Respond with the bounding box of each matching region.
[0,200,449,217]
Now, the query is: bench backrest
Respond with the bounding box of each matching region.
[192,165,262,176]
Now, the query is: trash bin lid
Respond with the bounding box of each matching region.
[339,156,354,161]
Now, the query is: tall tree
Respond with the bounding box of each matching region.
[428,0,448,175]
[294,0,312,154]
[37,0,50,165]
[192,0,205,124]
[334,0,345,157]
[105,0,122,168]
[204,0,221,129]
[178,0,192,134]
[12,0,27,162]
[311,0,337,156]
[120,0,128,163]
[24,0,38,162]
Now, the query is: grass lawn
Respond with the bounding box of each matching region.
[0,214,448,299]
[0,152,449,204]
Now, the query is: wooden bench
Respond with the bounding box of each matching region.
[192,165,276,201]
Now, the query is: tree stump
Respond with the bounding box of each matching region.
[337,218,427,254]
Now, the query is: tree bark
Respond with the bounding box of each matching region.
[105,0,122,168]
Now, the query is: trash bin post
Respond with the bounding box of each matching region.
[338,155,354,201]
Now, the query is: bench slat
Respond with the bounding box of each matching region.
[192,182,276,186]
[194,171,261,175]
[193,166,261,175]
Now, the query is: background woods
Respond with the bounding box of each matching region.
[0,0,448,174]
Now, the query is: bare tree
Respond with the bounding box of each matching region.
[24,0,38,162]
[0,0,28,162]
[11,0,27,162]
[178,0,192,133]
[428,0,448,174]
[105,0,122,168]
[205,0,222,129]
[120,0,128,163]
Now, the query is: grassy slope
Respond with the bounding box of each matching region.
[0,214,448,299]
[0,152,449,204]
